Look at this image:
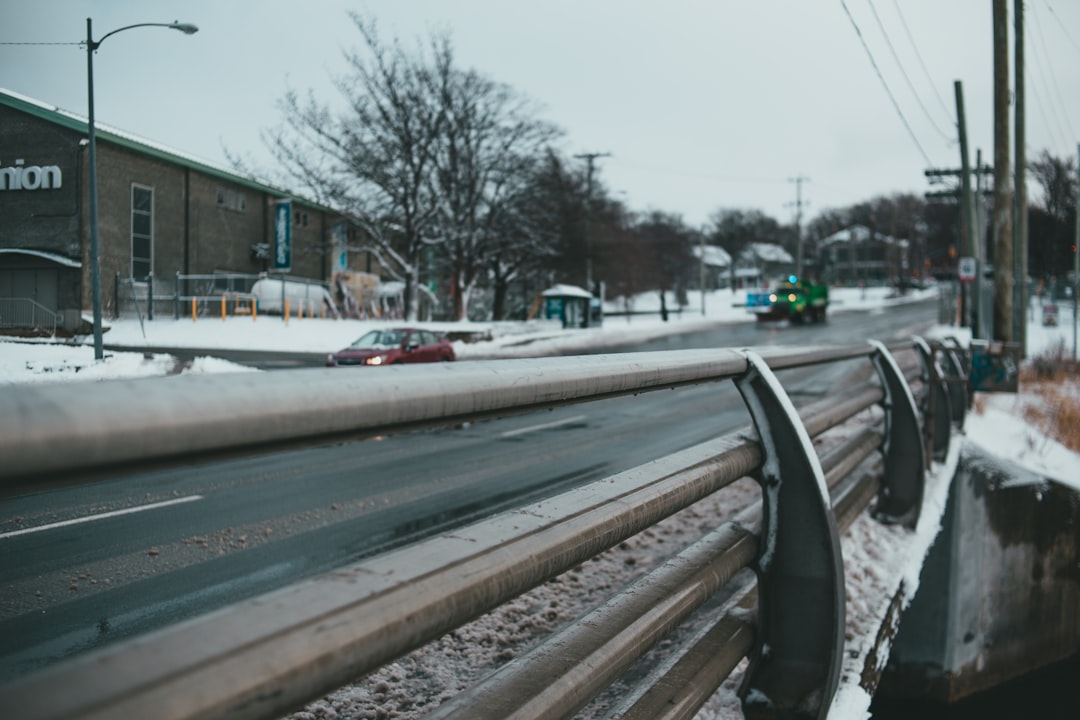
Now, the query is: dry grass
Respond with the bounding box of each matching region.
[1014,342,1080,453]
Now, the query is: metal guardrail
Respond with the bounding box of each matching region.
[0,339,968,720]
[0,297,59,336]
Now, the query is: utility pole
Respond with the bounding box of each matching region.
[992,0,1014,342]
[976,148,987,339]
[1074,144,1079,360]
[699,232,706,316]
[955,80,979,333]
[788,175,810,278]
[575,152,611,294]
[1013,0,1028,355]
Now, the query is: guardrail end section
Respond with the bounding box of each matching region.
[734,351,845,720]
[869,341,925,529]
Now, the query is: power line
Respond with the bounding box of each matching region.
[1027,1,1077,145]
[839,0,933,166]
[0,41,81,46]
[612,158,788,185]
[1026,76,1069,152]
[890,0,955,127]
[866,0,952,142]
[1042,0,1080,55]
[1029,1,1078,140]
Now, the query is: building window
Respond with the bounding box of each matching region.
[216,186,246,212]
[294,210,309,227]
[131,184,153,279]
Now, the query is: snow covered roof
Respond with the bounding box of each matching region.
[542,284,592,299]
[0,248,81,268]
[821,224,908,247]
[742,243,794,264]
[691,244,733,268]
[0,87,332,212]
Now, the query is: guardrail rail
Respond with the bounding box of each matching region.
[0,337,970,720]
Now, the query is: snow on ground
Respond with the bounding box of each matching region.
[2,284,1078,719]
[0,284,939,377]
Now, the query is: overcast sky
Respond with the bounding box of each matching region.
[2,1,1078,228]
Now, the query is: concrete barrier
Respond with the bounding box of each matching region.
[878,440,1080,702]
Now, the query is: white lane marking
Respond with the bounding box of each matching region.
[500,414,588,438]
[0,495,204,540]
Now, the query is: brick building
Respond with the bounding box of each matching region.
[1,88,374,332]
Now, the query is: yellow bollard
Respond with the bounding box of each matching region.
[284,298,290,325]
[221,295,226,321]
[191,297,196,322]
[253,298,257,321]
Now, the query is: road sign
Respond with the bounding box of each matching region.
[958,256,976,283]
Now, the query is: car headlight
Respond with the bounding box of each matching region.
[769,294,777,302]
[788,293,797,302]
[365,355,385,366]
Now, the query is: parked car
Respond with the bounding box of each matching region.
[326,328,456,366]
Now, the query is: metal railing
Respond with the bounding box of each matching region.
[0,339,967,720]
[0,297,59,336]
[113,272,332,320]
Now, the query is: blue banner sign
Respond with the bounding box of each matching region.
[274,200,292,271]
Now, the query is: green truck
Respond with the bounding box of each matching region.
[746,276,829,324]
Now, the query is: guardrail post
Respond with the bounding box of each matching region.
[734,351,845,720]
[913,337,952,463]
[869,341,925,528]
[147,273,154,321]
[174,271,180,320]
[938,339,969,426]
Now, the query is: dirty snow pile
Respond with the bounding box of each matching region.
[0,343,254,385]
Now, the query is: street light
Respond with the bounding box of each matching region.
[86,17,198,360]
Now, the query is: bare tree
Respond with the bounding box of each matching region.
[427,64,562,320]
[483,151,573,319]
[258,16,450,320]
[1028,150,1078,280]
[633,211,695,315]
[1029,150,1077,222]
[255,15,563,321]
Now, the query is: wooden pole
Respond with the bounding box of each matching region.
[992,0,1013,341]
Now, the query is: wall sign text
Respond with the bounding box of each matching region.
[0,158,62,191]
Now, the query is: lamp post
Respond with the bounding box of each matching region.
[86,17,197,360]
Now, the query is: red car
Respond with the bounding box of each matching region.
[326,328,456,366]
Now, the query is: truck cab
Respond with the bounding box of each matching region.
[746,276,829,324]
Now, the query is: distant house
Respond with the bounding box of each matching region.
[818,225,910,284]
[735,243,795,288]
[691,244,732,289]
